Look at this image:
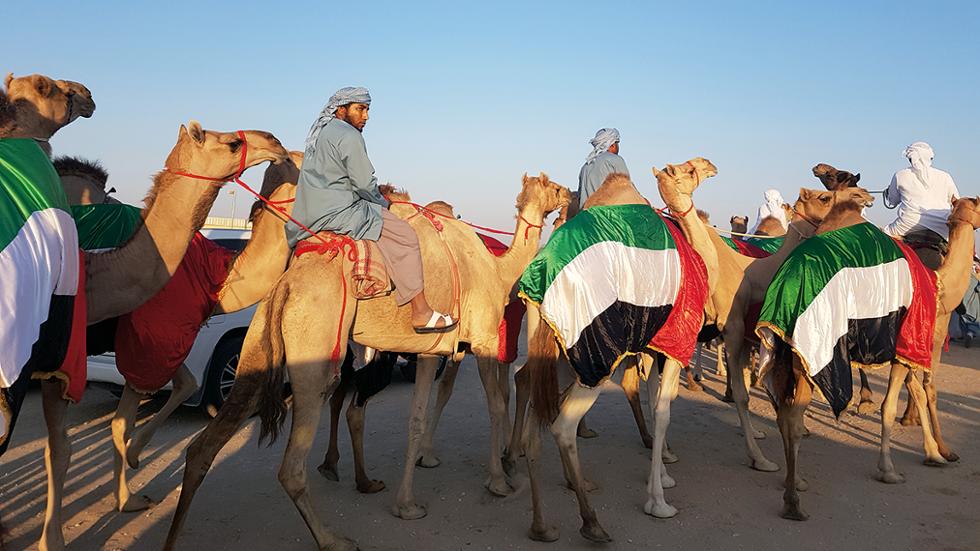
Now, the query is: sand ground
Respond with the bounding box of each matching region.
[2,341,978,550]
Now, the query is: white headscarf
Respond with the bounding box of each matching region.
[305,86,372,152]
[586,128,620,162]
[749,189,788,234]
[904,141,934,187]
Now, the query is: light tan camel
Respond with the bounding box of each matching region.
[519,169,716,544]
[762,196,980,521]
[162,174,570,551]
[3,89,287,549]
[652,160,871,474]
[110,170,298,514]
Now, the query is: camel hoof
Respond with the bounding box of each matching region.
[722,393,735,403]
[321,536,359,551]
[661,473,676,489]
[392,503,427,520]
[356,479,386,494]
[580,522,612,543]
[642,436,654,450]
[875,471,905,484]
[752,429,766,440]
[528,524,560,543]
[941,450,960,462]
[780,504,809,521]
[751,458,780,472]
[795,478,809,492]
[924,457,948,468]
[687,382,703,392]
[856,400,877,415]
[899,415,921,427]
[501,455,517,477]
[644,500,678,519]
[416,455,441,469]
[118,494,155,513]
[661,448,679,464]
[486,477,513,497]
[317,463,340,482]
[577,427,598,439]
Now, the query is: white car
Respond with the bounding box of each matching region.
[86,228,255,416]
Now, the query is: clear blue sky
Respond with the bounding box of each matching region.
[7,1,978,233]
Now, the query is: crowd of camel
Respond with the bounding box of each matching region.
[1,72,978,551]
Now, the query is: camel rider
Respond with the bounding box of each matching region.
[748,189,788,235]
[883,141,961,269]
[286,87,457,333]
[577,128,629,208]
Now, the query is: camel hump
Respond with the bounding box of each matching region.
[583,173,649,209]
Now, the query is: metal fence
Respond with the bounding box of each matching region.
[203,216,251,230]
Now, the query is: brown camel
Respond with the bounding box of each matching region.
[162,174,570,551]
[755,214,788,236]
[518,170,712,544]
[111,171,298,514]
[730,215,748,235]
[53,156,121,205]
[759,196,979,521]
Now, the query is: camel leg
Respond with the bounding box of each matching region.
[476,357,513,497]
[643,355,678,465]
[644,357,681,519]
[524,402,558,542]
[38,381,70,551]
[317,377,349,482]
[111,385,153,512]
[393,355,440,520]
[503,365,530,475]
[876,363,910,483]
[346,395,385,494]
[551,383,608,542]
[684,363,702,392]
[277,355,351,550]
[127,364,198,469]
[856,369,876,415]
[923,367,958,461]
[899,370,921,426]
[727,340,776,471]
[417,359,460,469]
[622,361,653,449]
[906,372,946,466]
[773,365,811,521]
[716,341,727,377]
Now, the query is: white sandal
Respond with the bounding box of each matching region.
[414,311,458,334]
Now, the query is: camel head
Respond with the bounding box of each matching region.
[1,73,95,139]
[949,196,980,230]
[652,157,718,212]
[730,215,748,233]
[424,200,455,218]
[164,121,290,180]
[794,187,874,229]
[812,163,861,191]
[258,150,304,198]
[517,172,572,219]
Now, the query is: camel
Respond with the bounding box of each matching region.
[518,170,713,543]
[4,91,288,551]
[53,156,120,205]
[730,215,748,235]
[755,214,788,237]
[758,195,980,521]
[110,169,298,514]
[161,173,570,551]
[0,73,95,155]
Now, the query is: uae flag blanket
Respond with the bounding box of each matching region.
[1,139,87,454]
[755,222,937,416]
[518,204,709,387]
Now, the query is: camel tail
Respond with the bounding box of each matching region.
[528,317,560,426]
[257,283,289,446]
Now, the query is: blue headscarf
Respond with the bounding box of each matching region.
[586,128,620,162]
[305,86,372,152]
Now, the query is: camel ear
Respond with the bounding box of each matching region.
[4,73,12,90]
[522,172,528,184]
[799,188,811,201]
[853,173,861,184]
[539,172,549,185]
[31,75,54,97]
[652,167,663,178]
[186,120,205,145]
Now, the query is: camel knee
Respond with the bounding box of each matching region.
[278,463,309,500]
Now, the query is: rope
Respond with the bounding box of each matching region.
[389,200,542,242]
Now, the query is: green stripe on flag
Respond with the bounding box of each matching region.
[0,139,70,251]
[72,204,142,250]
[747,236,784,254]
[759,222,905,337]
[519,204,675,303]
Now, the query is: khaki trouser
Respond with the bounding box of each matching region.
[376,208,424,306]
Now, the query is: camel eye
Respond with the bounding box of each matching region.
[229,140,242,151]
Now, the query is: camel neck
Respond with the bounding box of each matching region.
[665,194,718,291]
[495,204,547,284]
[937,221,977,313]
[216,200,292,313]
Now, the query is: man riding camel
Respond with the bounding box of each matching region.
[286,87,457,333]
[883,141,961,269]
[577,127,629,208]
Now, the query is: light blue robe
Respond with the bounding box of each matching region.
[577,151,630,208]
[286,118,389,247]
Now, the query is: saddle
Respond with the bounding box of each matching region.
[295,235,392,299]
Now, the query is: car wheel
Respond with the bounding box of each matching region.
[203,335,244,417]
[399,355,448,383]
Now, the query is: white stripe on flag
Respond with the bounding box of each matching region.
[541,242,680,349]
